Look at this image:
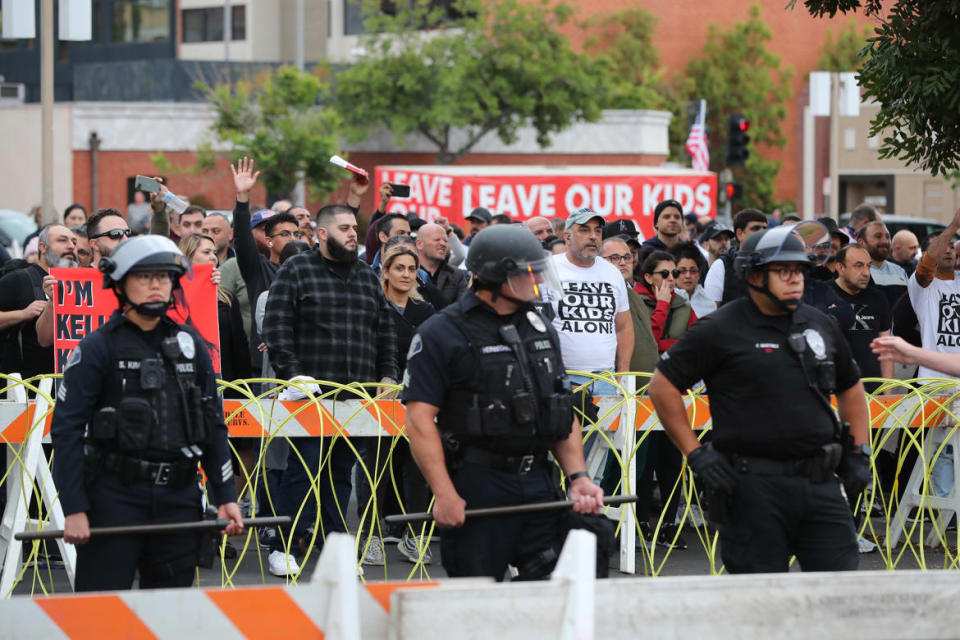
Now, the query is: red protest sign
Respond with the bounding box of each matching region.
[374,165,718,240]
[51,264,221,374]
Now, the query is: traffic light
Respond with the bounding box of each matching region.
[725,113,750,167]
[720,181,744,204]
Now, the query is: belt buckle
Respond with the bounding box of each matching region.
[154,463,172,486]
[518,455,535,474]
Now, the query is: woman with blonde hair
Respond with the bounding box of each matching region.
[375,240,436,563]
[178,233,251,383]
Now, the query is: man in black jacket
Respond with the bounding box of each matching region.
[416,223,467,309]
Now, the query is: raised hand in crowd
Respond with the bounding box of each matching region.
[210,267,221,287]
[435,216,451,234]
[378,182,393,213]
[346,172,371,209]
[231,157,261,203]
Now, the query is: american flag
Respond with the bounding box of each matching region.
[685,99,710,172]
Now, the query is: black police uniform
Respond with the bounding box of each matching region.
[656,296,861,573]
[401,289,575,580]
[51,311,237,591]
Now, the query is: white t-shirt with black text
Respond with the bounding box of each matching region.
[546,253,629,372]
[907,272,960,378]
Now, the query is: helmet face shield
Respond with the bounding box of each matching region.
[504,256,561,302]
[790,221,832,266]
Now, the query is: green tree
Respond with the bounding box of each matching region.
[817,19,871,71]
[794,0,960,176]
[684,5,794,210]
[579,8,664,111]
[170,66,342,202]
[334,0,608,164]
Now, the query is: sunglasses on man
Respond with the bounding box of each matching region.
[90,228,132,241]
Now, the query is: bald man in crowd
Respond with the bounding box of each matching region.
[524,216,553,242]
[891,229,919,277]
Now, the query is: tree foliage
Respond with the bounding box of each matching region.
[192,66,342,201]
[797,0,960,176]
[684,5,794,210]
[579,8,665,111]
[817,19,871,71]
[333,0,608,164]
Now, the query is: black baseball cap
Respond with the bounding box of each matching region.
[701,222,734,242]
[602,219,639,240]
[466,207,493,223]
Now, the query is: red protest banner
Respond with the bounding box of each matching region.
[51,264,221,374]
[374,165,718,240]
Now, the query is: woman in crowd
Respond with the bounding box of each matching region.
[180,233,253,532]
[63,204,88,228]
[179,233,251,384]
[372,239,436,564]
[633,250,697,550]
[670,242,715,319]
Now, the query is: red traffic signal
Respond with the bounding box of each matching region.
[724,182,744,201]
[725,113,750,167]
[738,119,750,132]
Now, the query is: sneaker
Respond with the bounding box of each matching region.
[360,536,385,566]
[656,524,688,550]
[398,531,433,564]
[858,536,877,554]
[268,550,301,577]
[258,526,279,550]
[382,523,404,545]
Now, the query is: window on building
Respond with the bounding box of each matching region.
[113,0,170,43]
[182,6,246,42]
[343,0,474,35]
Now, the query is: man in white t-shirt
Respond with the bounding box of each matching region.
[908,209,960,497]
[548,208,633,386]
[907,214,960,377]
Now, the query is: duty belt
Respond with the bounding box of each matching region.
[727,450,839,481]
[460,447,549,474]
[84,446,199,488]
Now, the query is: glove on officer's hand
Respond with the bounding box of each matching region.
[686,445,738,494]
[842,453,872,498]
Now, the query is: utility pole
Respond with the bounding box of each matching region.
[40,0,54,224]
[293,0,306,207]
[224,0,231,61]
[828,72,840,218]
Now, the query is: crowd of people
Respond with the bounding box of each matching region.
[2,158,958,582]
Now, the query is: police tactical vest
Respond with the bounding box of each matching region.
[90,318,207,458]
[437,302,574,447]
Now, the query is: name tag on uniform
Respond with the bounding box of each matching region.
[481,345,512,354]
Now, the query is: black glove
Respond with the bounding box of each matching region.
[686,445,738,493]
[841,452,872,498]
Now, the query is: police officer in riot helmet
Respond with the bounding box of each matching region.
[51,235,242,591]
[649,225,872,573]
[402,225,604,580]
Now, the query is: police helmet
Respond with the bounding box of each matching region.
[734,226,811,281]
[99,235,191,287]
[466,225,550,285]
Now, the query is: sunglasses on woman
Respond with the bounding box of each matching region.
[651,269,680,279]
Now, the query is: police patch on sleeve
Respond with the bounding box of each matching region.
[64,346,81,372]
[177,331,196,360]
[803,329,827,360]
[526,310,546,333]
[407,334,423,360]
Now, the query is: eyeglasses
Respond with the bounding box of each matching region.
[676,267,700,276]
[603,254,632,264]
[768,266,806,282]
[90,228,132,241]
[269,230,305,239]
[130,271,173,285]
[652,269,681,279]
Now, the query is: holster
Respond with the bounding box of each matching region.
[441,433,464,477]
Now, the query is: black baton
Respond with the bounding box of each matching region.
[384,495,638,525]
[15,516,292,542]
